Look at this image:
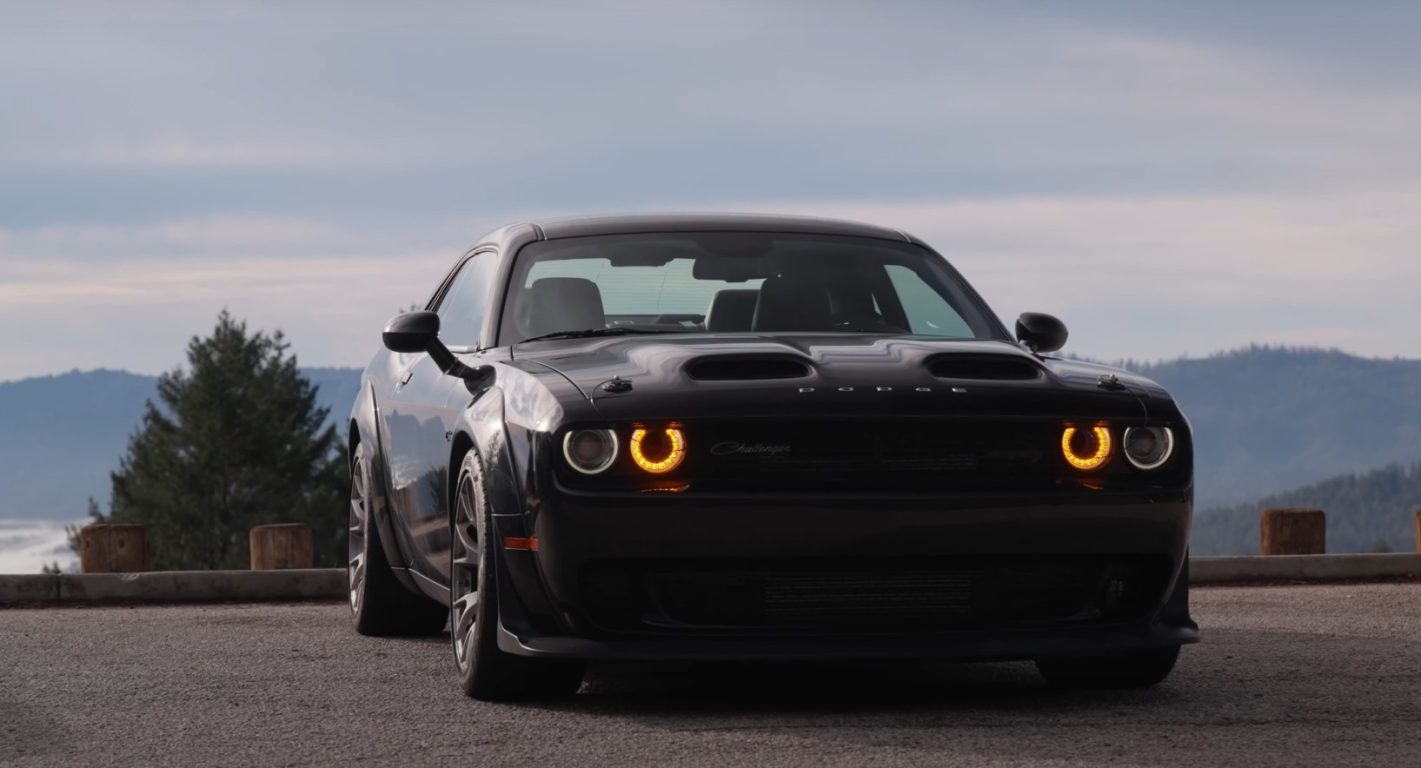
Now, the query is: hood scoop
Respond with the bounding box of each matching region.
[686,355,813,381]
[926,354,1043,381]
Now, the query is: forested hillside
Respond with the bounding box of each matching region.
[1192,461,1421,555]
[1128,346,1421,507]
[0,367,360,524]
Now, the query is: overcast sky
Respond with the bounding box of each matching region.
[3,1,1420,381]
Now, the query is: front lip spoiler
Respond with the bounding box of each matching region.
[495,621,1200,661]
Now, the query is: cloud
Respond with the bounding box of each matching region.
[2,3,1421,378]
[42,136,428,170]
[769,187,1421,359]
[2,181,1419,382]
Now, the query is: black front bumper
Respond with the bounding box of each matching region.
[492,491,1198,660]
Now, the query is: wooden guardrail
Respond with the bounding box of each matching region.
[249,524,314,570]
[78,523,315,573]
[79,524,150,573]
[1260,508,1326,555]
[68,509,1421,576]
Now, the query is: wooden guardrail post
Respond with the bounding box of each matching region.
[1415,510,1421,553]
[249,524,314,570]
[1260,508,1326,555]
[79,524,151,573]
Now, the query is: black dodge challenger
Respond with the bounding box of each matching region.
[347,213,1198,700]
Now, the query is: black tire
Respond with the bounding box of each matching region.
[1035,645,1181,689]
[349,441,447,637]
[450,450,584,701]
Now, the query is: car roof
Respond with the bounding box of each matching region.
[522,213,912,243]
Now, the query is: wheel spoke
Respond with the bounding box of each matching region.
[348,557,365,611]
[348,456,369,614]
[454,522,478,554]
[450,472,485,670]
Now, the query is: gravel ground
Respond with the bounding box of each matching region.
[3,584,1420,767]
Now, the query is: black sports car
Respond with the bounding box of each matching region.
[347,213,1197,700]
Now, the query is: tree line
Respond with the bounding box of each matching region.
[63,312,348,570]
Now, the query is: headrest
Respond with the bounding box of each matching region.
[705,289,760,332]
[751,276,830,332]
[519,277,606,339]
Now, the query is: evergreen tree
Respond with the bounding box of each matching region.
[87,312,348,569]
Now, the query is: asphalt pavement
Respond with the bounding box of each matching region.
[3,584,1420,767]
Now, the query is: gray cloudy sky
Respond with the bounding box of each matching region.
[3,1,1420,380]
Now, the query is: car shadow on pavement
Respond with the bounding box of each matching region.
[559,658,1178,717]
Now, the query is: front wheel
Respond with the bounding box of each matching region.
[450,451,584,701]
[1035,646,1181,689]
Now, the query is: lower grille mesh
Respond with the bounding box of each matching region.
[582,556,1169,635]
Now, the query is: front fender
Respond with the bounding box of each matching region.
[453,372,583,633]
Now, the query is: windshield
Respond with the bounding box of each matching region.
[498,232,1006,345]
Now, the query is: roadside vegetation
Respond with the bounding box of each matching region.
[68,312,348,569]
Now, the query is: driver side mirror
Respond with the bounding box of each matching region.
[1015,312,1068,354]
[383,312,494,393]
[382,311,441,354]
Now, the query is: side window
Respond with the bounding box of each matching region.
[436,253,498,348]
[884,264,973,337]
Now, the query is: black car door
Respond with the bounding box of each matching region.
[380,250,500,589]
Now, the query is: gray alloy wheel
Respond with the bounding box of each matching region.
[451,451,584,700]
[348,441,446,637]
[1036,645,1181,689]
[348,452,370,614]
[449,465,482,673]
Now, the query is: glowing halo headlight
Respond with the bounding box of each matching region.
[1061,425,1113,471]
[1123,426,1175,470]
[629,426,686,474]
[562,428,619,475]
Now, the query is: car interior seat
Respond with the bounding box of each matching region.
[704,289,760,332]
[518,277,606,339]
[751,275,831,332]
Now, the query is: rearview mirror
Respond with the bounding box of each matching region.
[382,311,441,354]
[1015,313,1068,354]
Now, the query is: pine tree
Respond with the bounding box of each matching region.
[89,312,348,569]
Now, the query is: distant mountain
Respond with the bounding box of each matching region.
[1192,461,1421,555]
[0,367,362,524]
[1127,346,1421,508]
[1,347,1418,556]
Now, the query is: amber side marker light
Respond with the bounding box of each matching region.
[503,536,539,551]
[1062,426,1112,470]
[630,426,686,474]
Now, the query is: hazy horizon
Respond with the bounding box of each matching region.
[4,340,1419,388]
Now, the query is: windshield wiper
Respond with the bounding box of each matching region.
[517,327,680,344]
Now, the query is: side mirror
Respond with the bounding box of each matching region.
[382,311,495,394]
[382,311,441,353]
[1015,312,1068,354]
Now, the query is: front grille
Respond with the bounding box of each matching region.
[693,419,1055,493]
[581,556,1169,635]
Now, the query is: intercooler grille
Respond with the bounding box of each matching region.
[581,556,1169,635]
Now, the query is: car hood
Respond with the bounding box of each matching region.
[515,334,1171,423]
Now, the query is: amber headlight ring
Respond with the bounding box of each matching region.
[629,426,687,474]
[562,428,619,475]
[1122,426,1175,470]
[1061,425,1113,471]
